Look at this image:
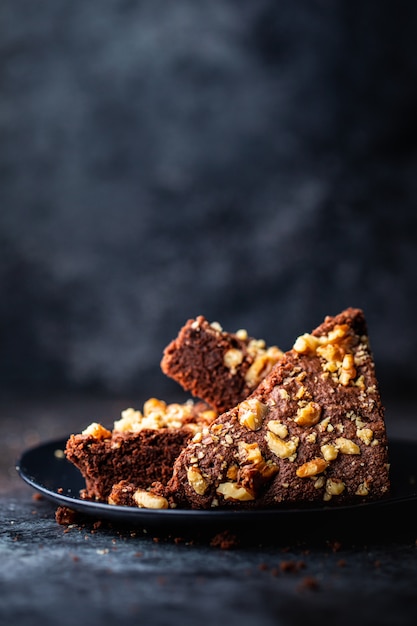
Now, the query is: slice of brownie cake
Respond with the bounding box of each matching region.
[161,316,283,414]
[166,308,390,509]
[65,398,216,503]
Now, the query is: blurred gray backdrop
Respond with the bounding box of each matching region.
[1,1,417,403]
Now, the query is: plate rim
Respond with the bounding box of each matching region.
[16,436,417,524]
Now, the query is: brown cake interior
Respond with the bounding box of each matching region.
[161,316,282,413]
[65,399,216,502]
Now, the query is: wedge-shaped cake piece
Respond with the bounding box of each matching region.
[161,316,283,414]
[167,308,390,509]
[65,398,216,503]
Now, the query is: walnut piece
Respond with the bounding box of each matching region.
[266,431,299,459]
[187,466,209,495]
[81,423,112,440]
[216,481,254,501]
[294,402,322,426]
[293,324,360,387]
[267,420,289,439]
[113,398,215,433]
[238,441,264,464]
[238,441,279,484]
[223,348,244,374]
[324,478,345,500]
[132,489,169,509]
[357,427,374,445]
[355,481,370,496]
[238,398,268,431]
[244,346,283,388]
[320,443,339,461]
[335,437,360,455]
[339,354,356,386]
[296,458,328,478]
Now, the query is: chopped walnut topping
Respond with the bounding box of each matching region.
[245,346,283,388]
[314,476,325,489]
[354,349,368,367]
[295,385,306,399]
[320,443,339,461]
[82,423,112,440]
[335,437,361,455]
[238,441,278,477]
[216,482,254,501]
[324,478,345,500]
[293,324,362,386]
[293,333,321,354]
[339,354,356,386]
[238,398,268,431]
[296,458,328,478]
[238,441,263,464]
[267,420,288,439]
[266,431,299,459]
[237,442,279,490]
[278,388,290,400]
[113,399,216,433]
[226,464,239,480]
[223,348,244,374]
[187,466,209,495]
[355,481,370,496]
[354,375,366,390]
[132,489,169,510]
[357,427,374,445]
[317,344,345,372]
[294,402,322,427]
[317,416,331,432]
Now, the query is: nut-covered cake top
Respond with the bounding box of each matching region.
[166,308,390,509]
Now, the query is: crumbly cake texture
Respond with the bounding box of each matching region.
[161,316,283,414]
[65,398,216,502]
[166,308,390,510]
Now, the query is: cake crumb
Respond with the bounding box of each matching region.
[55,506,78,526]
[209,530,239,549]
[297,576,320,591]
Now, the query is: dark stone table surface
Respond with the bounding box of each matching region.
[2,392,417,626]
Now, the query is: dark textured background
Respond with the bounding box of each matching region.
[1,1,417,406]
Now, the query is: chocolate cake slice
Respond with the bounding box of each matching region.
[65,398,216,503]
[161,316,283,413]
[166,308,390,509]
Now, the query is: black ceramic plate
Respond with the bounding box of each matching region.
[16,437,417,532]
